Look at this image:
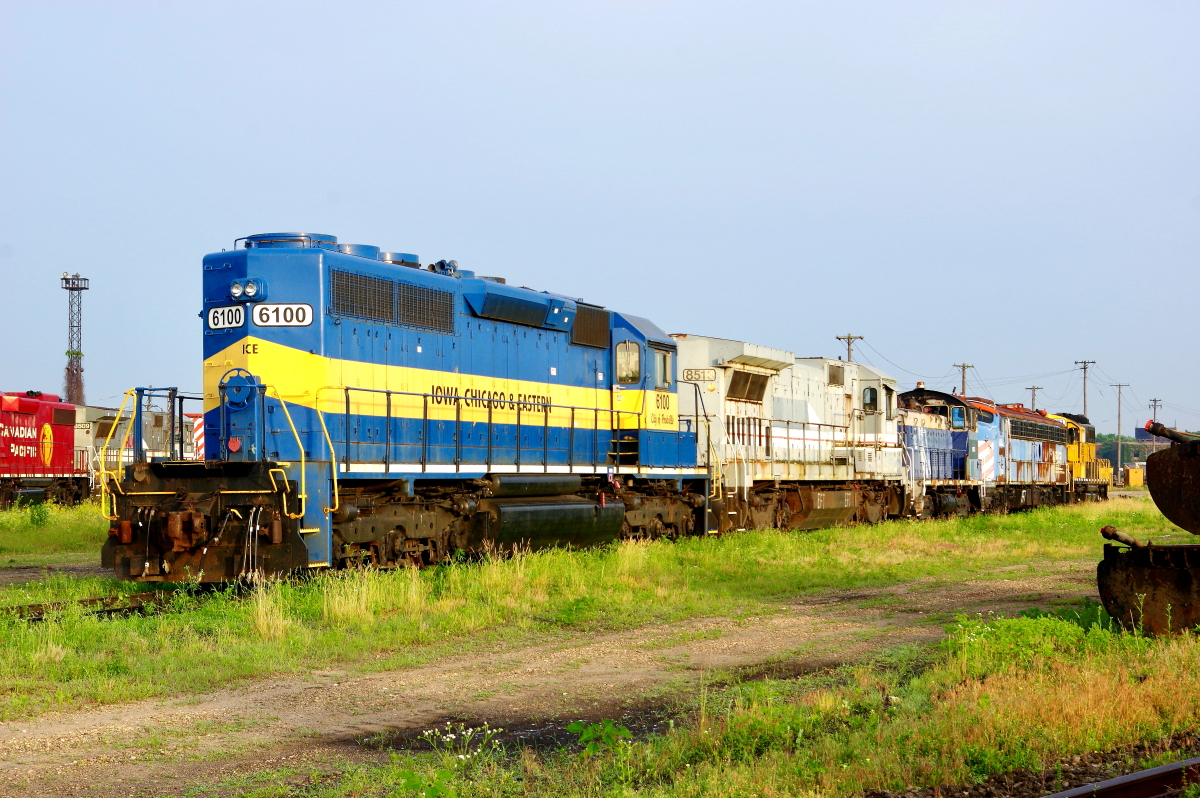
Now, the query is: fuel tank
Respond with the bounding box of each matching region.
[478,495,624,551]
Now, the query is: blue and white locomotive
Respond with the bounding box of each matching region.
[103,233,707,580]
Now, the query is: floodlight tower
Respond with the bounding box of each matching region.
[61,272,89,405]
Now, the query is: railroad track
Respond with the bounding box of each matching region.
[1045,756,1200,798]
[0,591,172,621]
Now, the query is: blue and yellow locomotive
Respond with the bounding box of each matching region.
[102,233,709,581]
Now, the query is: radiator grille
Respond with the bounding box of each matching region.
[330,270,395,323]
[330,270,455,332]
[397,282,455,333]
[1009,419,1067,444]
[570,304,610,348]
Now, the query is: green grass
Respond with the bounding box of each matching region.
[0,501,109,566]
[208,606,1200,798]
[0,498,1173,720]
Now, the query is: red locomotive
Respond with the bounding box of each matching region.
[0,390,90,508]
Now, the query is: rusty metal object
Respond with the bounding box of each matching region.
[1100,525,1145,548]
[1146,444,1200,535]
[1145,420,1199,447]
[1043,754,1200,798]
[1095,423,1200,634]
[1097,544,1200,634]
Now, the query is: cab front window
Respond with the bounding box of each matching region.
[616,342,641,385]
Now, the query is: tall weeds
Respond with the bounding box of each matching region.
[0,498,1172,720]
[298,613,1200,798]
[0,501,109,562]
[250,582,293,641]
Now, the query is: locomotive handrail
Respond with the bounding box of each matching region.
[265,387,307,519]
[310,384,647,501]
[312,386,344,515]
[98,389,137,521]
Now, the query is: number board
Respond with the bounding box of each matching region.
[252,303,313,327]
[681,368,717,382]
[207,305,244,330]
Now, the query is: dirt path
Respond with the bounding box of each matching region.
[0,563,1097,798]
[0,562,109,588]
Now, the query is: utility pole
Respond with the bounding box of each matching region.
[60,273,90,405]
[1075,360,1096,418]
[1026,386,1042,411]
[1149,398,1163,453]
[952,363,973,396]
[836,334,863,363]
[1112,383,1128,482]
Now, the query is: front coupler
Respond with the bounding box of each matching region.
[102,460,310,582]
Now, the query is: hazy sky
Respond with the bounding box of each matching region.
[1,1,1196,433]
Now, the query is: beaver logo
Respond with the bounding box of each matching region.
[40,423,54,466]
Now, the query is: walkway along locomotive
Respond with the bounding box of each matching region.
[100,233,1112,583]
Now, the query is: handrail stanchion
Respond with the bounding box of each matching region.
[98,389,136,521]
[543,401,549,468]
[266,387,307,519]
[455,397,461,469]
[568,407,575,472]
[516,403,522,468]
[487,404,493,467]
[344,388,351,466]
[421,395,428,472]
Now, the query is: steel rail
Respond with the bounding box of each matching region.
[1043,756,1200,798]
[0,591,172,621]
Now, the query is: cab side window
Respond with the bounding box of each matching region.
[863,387,878,412]
[652,348,673,390]
[616,342,641,385]
[951,406,966,430]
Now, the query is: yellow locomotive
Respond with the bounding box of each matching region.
[1047,412,1111,499]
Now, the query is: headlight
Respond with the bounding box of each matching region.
[230,281,244,298]
[243,280,258,298]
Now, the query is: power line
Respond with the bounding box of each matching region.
[835,334,863,363]
[859,340,936,379]
[1075,360,1096,418]
[966,366,996,402]
[1148,398,1164,454]
[952,363,973,396]
[1111,384,1128,475]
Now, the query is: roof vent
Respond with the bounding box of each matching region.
[242,233,337,249]
[380,252,420,268]
[337,244,381,259]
